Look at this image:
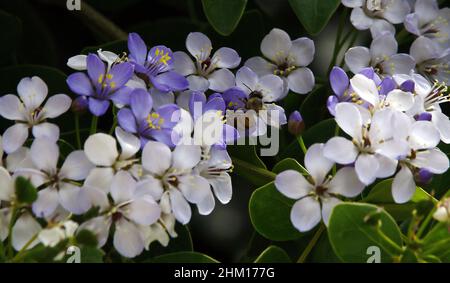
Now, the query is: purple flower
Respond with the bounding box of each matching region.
[189,91,239,149]
[67,54,134,116]
[327,67,384,115]
[117,89,181,148]
[128,33,188,93]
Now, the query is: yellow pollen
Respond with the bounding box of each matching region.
[98,74,104,84]
[155,48,171,65]
[106,74,113,80]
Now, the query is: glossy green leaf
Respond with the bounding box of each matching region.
[151,252,219,263]
[202,0,247,35]
[288,0,341,35]
[363,179,437,220]
[328,203,403,263]
[15,177,37,204]
[249,182,302,241]
[254,246,291,263]
[272,158,307,175]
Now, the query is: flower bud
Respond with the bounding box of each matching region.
[433,198,450,223]
[288,111,305,136]
[415,168,433,185]
[415,112,432,121]
[71,96,89,114]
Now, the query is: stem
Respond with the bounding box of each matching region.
[417,191,450,238]
[58,139,77,152]
[109,106,118,135]
[90,115,98,135]
[75,113,81,149]
[297,224,325,263]
[231,157,276,181]
[11,233,39,263]
[327,8,348,74]
[297,136,308,155]
[7,206,18,258]
[376,228,404,255]
[61,128,90,136]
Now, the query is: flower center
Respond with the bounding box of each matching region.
[146,112,164,130]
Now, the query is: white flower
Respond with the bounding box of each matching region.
[194,146,233,205]
[140,141,212,224]
[0,76,72,153]
[245,28,315,96]
[404,0,450,49]
[324,103,409,185]
[345,32,415,76]
[393,72,450,143]
[410,36,450,84]
[342,0,410,38]
[350,73,415,111]
[0,167,14,241]
[16,138,94,217]
[275,143,365,232]
[78,171,161,258]
[390,113,449,203]
[173,32,241,92]
[38,220,78,247]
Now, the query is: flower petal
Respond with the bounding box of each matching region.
[32,122,60,142]
[323,136,359,164]
[392,166,416,204]
[329,167,365,197]
[113,218,144,258]
[275,170,312,199]
[32,187,59,218]
[12,212,41,251]
[289,37,315,66]
[84,133,119,167]
[186,32,212,61]
[321,197,341,227]
[0,94,25,121]
[345,46,371,74]
[58,183,91,214]
[2,123,29,154]
[207,69,235,92]
[334,102,363,140]
[286,67,315,95]
[173,51,196,76]
[142,141,172,175]
[110,171,136,204]
[260,28,292,63]
[115,127,141,160]
[350,74,379,106]
[169,188,191,224]
[290,197,321,232]
[60,150,93,180]
[213,47,241,69]
[17,76,47,110]
[244,56,275,76]
[172,144,201,171]
[305,143,334,185]
[30,138,59,172]
[125,196,161,225]
[411,148,449,174]
[355,154,379,185]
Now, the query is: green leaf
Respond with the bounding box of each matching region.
[202,0,247,36]
[328,203,403,263]
[79,246,105,263]
[249,182,302,241]
[150,252,219,263]
[307,230,341,263]
[363,179,437,220]
[15,176,37,204]
[228,145,274,186]
[254,246,291,263]
[76,230,98,247]
[288,0,341,35]
[272,158,307,175]
[299,86,330,126]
